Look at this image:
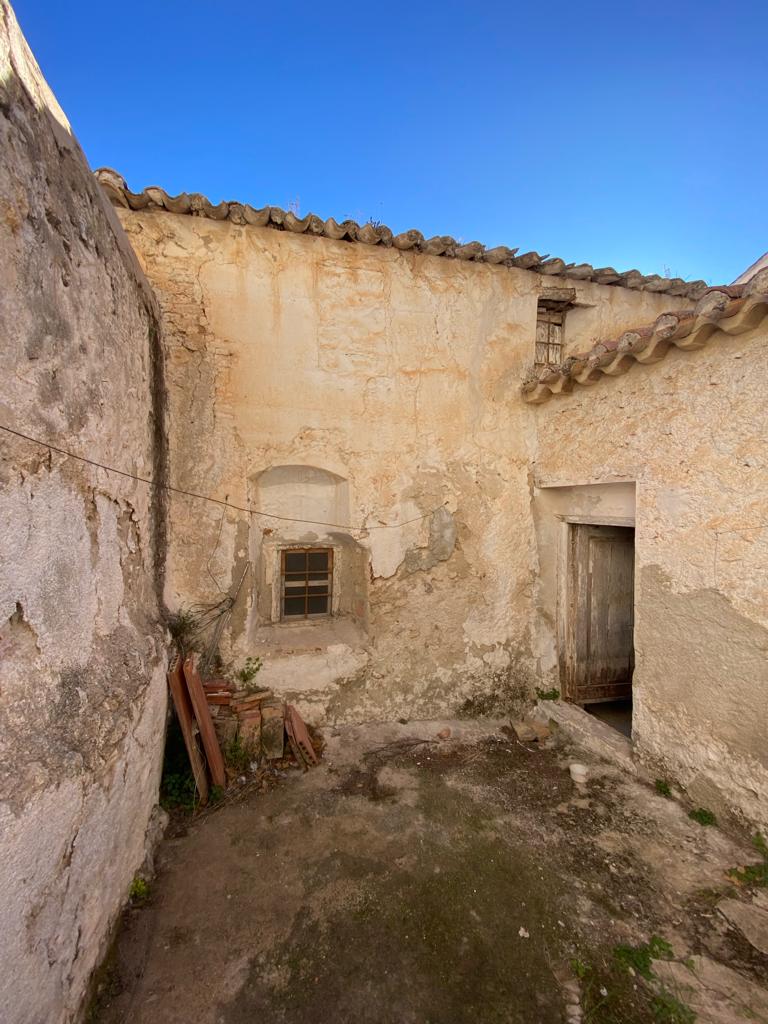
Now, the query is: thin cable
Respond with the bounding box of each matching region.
[0,423,446,533]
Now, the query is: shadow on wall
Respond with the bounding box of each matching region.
[255,465,350,530]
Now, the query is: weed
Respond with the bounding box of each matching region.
[613,935,674,980]
[234,656,263,691]
[209,784,225,805]
[650,990,696,1023]
[159,714,198,812]
[224,732,257,774]
[535,687,560,701]
[688,807,716,827]
[129,877,150,905]
[728,833,768,887]
[165,607,200,655]
[655,779,672,797]
[571,957,590,979]
[160,770,197,811]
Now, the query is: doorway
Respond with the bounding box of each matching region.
[563,523,635,735]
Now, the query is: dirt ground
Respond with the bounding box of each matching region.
[91,719,768,1024]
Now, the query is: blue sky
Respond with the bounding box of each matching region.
[15,0,767,284]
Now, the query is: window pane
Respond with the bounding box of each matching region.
[307,595,329,615]
[284,551,306,573]
[283,595,306,617]
[307,569,330,581]
[307,551,329,571]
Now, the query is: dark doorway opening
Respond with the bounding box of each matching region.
[564,523,635,737]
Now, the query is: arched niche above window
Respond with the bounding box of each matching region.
[253,464,350,532]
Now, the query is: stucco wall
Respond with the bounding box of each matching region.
[0,4,168,1020]
[530,319,768,828]
[113,202,688,725]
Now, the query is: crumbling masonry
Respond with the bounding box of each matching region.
[1,2,766,1021]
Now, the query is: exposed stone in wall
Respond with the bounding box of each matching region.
[0,3,167,1020]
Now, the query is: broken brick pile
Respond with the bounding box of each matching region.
[213,683,321,770]
[167,656,319,805]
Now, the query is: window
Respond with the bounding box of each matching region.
[535,307,564,366]
[280,548,333,619]
[535,292,576,367]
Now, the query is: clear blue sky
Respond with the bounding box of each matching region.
[15,0,767,285]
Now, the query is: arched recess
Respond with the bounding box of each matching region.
[253,464,350,531]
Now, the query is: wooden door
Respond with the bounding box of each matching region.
[565,524,635,703]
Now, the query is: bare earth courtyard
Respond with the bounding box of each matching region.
[92,721,768,1024]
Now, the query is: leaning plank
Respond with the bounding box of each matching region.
[167,658,209,805]
[183,655,227,788]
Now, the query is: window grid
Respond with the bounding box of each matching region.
[535,309,564,367]
[280,548,333,619]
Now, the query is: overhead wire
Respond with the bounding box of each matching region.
[0,423,447,534]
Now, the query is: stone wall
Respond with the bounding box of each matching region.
[0,4,168,1020]
[111,202,688,725]
[530,304,768,829]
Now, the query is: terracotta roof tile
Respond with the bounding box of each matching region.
[94,168,708,300]
[522,272,768,404]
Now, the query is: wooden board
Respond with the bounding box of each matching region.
[183,655,227,788]
[167,658,209,805]
[566,524,635,704]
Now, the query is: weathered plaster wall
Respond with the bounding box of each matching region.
[0,4,168,1020]
[113,200,687,725]
[531,315,768,828]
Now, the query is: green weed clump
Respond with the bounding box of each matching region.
[655,779,672,797]
[129,877,150,904]
[728,833,768,887]
[688,807,717,827]
[613,935,674,980]
[224,732,257,774]
[535,687,560,701]
[234,656,263,692]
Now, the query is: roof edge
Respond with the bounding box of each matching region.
[94,168,708,301]
[522,272,768,404]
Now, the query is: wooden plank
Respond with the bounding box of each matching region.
[183,655,227,788]
[167,658,209,805]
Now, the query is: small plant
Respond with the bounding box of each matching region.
[728,833,768,887]
[160,770,197,812]
[571,957,589,979]
[209,784,225,805]
[650,990,696,1023]
[234,656,263,692]
[223,731,257,774]
[688,807,717,827]
[613,935,674,980]
[129,877,150,905]
[655,779,672,797]
[535,686,560,702]
[165,607,200,655]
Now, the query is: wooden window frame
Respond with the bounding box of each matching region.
[535,306,565,367]
[280,547,333,620]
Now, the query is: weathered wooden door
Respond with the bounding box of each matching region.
[565,524,635,703]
